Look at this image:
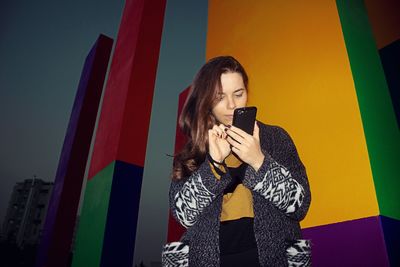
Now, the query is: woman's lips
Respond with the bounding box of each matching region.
[224,115,234,124]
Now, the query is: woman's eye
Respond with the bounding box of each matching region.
[235,93,243,97]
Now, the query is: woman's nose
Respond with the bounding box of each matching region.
[227,97,236,109]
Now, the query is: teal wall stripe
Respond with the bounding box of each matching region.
[133,1,209,265]
[336,0,400,220]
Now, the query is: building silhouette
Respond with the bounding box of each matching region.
[1,177,53,248]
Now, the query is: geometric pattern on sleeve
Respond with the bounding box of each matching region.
[286,239,312,267]
[162,241,189,267]
[253,161,304,213]
[174,173,215,228]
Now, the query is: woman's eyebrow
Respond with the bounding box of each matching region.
[219,88,244,95]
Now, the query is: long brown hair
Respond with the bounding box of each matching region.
[172,56,248,180]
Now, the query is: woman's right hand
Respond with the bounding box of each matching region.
[208,124,231,163]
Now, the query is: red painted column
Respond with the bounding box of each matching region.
[71,0,166,266]
[88,0,166,179]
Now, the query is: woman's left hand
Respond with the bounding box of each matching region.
[226,122,265,171]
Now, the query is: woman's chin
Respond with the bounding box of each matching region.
[216,118,232,126]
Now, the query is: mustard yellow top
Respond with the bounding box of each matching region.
[210,154,254,222]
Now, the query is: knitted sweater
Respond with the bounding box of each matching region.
[169,122,311,266]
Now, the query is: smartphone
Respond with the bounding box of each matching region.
[232,107,257,135]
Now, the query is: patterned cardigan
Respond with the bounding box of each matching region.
[167,122,312,266]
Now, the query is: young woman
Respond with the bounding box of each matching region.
[163,56,311,266]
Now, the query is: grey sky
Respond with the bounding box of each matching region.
[0,0,124,226]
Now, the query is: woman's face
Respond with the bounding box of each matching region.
[211,72,248,126]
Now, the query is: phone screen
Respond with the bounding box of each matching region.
[232,107,257,135]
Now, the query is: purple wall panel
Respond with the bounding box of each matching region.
[36,34,113,267]
[302,216,390,267]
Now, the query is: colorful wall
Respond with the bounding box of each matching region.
[71,0,400,266]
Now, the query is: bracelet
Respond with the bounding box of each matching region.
[207,153,225,166]
[206,153,226,176]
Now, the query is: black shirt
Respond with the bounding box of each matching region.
[219,164,258,255]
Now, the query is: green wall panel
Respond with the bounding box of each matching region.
[71,162,115,267]
[336,0,400,219]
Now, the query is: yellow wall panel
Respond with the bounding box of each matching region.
[206,0,379,227]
